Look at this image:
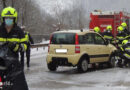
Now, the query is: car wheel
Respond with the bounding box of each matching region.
[108,55,116,68]
[99,63,104,69]
[47,63,57,71]
[78,58,88,72]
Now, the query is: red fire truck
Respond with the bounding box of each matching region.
[89,10,130,36]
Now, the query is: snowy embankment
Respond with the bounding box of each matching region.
[30,40,49,59]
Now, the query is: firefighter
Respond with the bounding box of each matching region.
[121,22,130,39]
[121,22,130,35]
[116,26,126,48]
[21,26,34,69]
[0,7,28,89]
[117,40,130,67]
[121,40,130,67]
[94,26,102,35]
[102,25,114,44]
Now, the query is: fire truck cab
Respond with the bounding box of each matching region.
[89,10,130,36]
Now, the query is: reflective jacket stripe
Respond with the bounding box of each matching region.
[124,53,130,59]
[0,38,6,42]
[104,35,113,39]
[7,38,20,42]
[116,36,126,40]
[0,37,28,43]
[25,34,29,42]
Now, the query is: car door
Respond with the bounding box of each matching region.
[93,33,110,62]
[83,33,101,63]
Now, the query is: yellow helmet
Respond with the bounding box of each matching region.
[106,25,112,31]
[1,6,18,23]
[121,22,127,28]
[94,27,100,33]
[122,40,128,45]
[117,26,123,31]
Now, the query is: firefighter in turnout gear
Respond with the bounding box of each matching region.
[121,40,130,66]
[102,25,114,44]
[116,26,126,48]
[94,26,102,35]
[0,7,28,90]
[20,26,34,69]
[121,22,130,39]
[117,40,130,67]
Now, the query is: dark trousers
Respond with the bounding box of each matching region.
[26,46,31,67]
[20,46,31,68]
[118,52,130,67]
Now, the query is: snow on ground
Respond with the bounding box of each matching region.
[24,46,130,90]
[40,40,49,44]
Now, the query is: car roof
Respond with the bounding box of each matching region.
[52,30,96,35]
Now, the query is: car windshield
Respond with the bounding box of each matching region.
[51,33,75,44]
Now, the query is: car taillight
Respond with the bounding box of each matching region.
[0,76,2,87]
[75,34,80,53]
[75,33,79,45]
[75,45,80,53]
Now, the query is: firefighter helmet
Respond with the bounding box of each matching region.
[106,25,112,31]
[122,40,128,45]
[94,27,100,33]
[1,7,18,23]
[117,26,123,31]
[121,22,127,28]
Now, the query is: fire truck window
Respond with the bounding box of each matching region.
[94,34,105,45]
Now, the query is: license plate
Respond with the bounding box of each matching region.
[56,49,67,53]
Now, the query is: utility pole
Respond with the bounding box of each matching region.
[2,0,6,8]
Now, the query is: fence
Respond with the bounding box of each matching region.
[31,43,49,48]
[31,34,50,43]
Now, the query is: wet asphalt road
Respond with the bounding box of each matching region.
[24,49,130,90]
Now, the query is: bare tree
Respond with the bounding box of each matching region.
[2,0,6,8]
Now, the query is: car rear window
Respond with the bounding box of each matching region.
[51,33,75,44]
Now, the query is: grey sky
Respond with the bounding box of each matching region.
[33,0,130,15]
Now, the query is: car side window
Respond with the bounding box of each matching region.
[79,35,86,44]
[94,34,105,45]
[84,34,95,44]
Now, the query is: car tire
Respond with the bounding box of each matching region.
[47,63,57,71]
[99,63,104,69]
[77,58,88,73]
[108,55,116,68]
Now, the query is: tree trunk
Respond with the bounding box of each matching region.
[2,0,6,8]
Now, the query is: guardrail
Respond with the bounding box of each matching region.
[31,43,49,48]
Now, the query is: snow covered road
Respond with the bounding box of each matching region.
[25,47,130,90]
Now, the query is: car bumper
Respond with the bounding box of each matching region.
[46,54,81,66]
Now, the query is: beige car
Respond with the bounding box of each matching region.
[47,30,117,72]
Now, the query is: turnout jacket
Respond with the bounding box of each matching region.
[102,31,114,43]
[121,41,130,59]
[116,33,126,47]
[24,31,34,46]
[0,24,29,90]
[0,24,27,54]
